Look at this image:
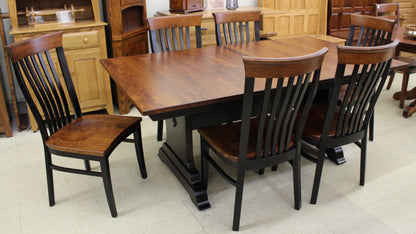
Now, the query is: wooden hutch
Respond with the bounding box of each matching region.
[102,0,148,115]
[7,0,113,131]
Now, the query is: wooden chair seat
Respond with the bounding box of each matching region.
[46,115,141,157]
[198,118,294,162]
[302,103,340,141]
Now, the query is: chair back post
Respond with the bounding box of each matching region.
[146,14,203,53]
[213,10,261,46]
[374,3,400,27]
[321,40,399,143]
[239,47,328,162]
[6,31,79,140]
[346,14,396,47]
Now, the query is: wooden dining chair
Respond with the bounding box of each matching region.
[301,40,399,205]
[374,3,400,27]
[146,14,203,141]
[212,10,261,46]
[198,48,328,231]
[344,13,396,142]
[5,31,147,218]
[346,13,396,47]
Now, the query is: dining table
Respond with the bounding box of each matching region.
[100,37,407,210]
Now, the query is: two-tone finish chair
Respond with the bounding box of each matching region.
[198,48,328,231]
[346,13,396,47]
[212,10,261,46]
[6,31,147,217]
[301,40,399,205]
[146,14,203,141]
[344,13,396,141]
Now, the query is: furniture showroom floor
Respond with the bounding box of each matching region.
[1,75,415,233]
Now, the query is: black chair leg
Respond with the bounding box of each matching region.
[157,120,163,141]
[310,149,326,205]
[84,159,91,171]
[44,150,55,206]
[232,170,245,232]
[369,113,374,141]
[134,129,147,179]
[100,158,117,218]
[293,156,301,210]
[360,138,367,186]
[271,165,278,171]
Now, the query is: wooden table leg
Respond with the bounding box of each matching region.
[393,87,416,108]
[403,99,416,118]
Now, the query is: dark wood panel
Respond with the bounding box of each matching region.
[328,0,381,39]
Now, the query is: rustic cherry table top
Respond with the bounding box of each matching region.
[101,37,405,118]
[101,37,334,117]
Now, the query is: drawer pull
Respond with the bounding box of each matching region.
[83,38,89,43]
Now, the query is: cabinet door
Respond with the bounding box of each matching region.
[65,48,110,112]
[123,33,149,56]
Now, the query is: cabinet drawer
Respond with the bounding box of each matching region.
[63,31,100,50]
[188,0,202,10]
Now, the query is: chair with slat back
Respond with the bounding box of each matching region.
[343,13,395,142]
[5,31,147,217]
[146,14,203,141]
[346,13,396,47]
[198,48,328,231]
[301,40,399,205]
[212,10,261,46]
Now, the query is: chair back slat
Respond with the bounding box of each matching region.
[346,14,395,47]
[6,31,80,140]
[240,47,328,161]
[213,11,261,46]
[323,40,399,141]
[147,14,203,53]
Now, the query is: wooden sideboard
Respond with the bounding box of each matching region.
[7,0,113,131]
[156,7,283,47]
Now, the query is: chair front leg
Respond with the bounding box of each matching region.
[44,148,55,206]
[292,155,301,210]
[232,169,245,231]
[100,158,117,218]
[360,138,367,186]
[310,148,326,205]
[134,128,147,179]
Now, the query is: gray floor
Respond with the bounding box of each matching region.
[1,75,415,233]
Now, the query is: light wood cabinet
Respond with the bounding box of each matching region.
[0,79,12,137]
[7,0,113,131]
[258,0,327,37]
